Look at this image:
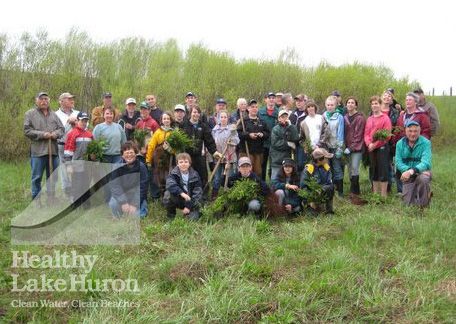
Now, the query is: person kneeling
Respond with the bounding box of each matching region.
[272,158,301,214]
[395,120,432,208]
[227,156,269,214]
[300,148,335,214]
[109,141,149,218]
[165,153,202,220]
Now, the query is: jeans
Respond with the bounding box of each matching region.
[31,155,59,199]
[271,166,281,183]
[212,163,237,191]
[58,144,71,193]
[347,152,362,177]
[328,148,344,181]
[109,198,148,218]
[296,146,308,172]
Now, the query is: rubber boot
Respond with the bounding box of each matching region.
[335,180,344,197]
[325,198,334,214]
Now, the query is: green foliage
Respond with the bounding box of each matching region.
[166,128,194,153]
[202,179,262,219]
[298,177,328,204]
[373,128,392,141]
[84,138,107,161]
[132,128,149,148]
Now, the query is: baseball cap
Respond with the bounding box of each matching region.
[405,120,420,128]
[103,92,112,98]
[77,112,89,120]
[185,92,195,98]
[413,88,424,94]
[331,90,341,97]
[312,148,334,160]
[59,92,75,100]
[275,92,284,97]
[282,158,296,167]
[294,94,306,101]
[248,99,257,106]
[278,110,289,118]
[266,92,276,98]
[238,156,252,167]
[216,98,227,105]
[174,104,186,111]
[139,101,150,109]
[125,98,137,105]
[36,92,49,98]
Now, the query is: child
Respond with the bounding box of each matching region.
[300,148,335,214]
[227,156,270,214]
[272,158,301,214]
[64,112,93,208]
[164,153,202,220]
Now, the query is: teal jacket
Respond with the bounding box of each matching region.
[258,106,279,148]
[395,135,432,173]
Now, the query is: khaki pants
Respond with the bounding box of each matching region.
[402,173,432,207]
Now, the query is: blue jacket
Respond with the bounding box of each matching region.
[395,135,432,174]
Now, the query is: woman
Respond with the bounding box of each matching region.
[364,96,392,198]
[301,100,324,150]
[319,96,345,196]
[211,110,240,199]
[343,96,367,205]
[146,112,174,196]
[272,158,301,214]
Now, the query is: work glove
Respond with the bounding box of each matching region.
[287,141,296,150]
[344,148,351,155]
[213,151,223,160]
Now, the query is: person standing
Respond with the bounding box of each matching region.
[413,88,440,136]
[24,92,65,202]
[258,92,279,181]
[290,94,308,172]
[55,92,79,196]
[145,94,163,125]
[91,92,121,127]
[301,100,324,150]
[119,98,140,140]
[229,98,248,124]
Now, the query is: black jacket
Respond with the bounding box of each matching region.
[237,117,270,154]
[110,159,148,205]
[166,166,203,209]
[181,120,217,156]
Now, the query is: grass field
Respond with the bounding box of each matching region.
[1,97,455,323]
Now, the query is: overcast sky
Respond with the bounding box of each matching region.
[1,0,455,94]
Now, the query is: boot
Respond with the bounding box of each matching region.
[350,176,367,205]
[325,199,334,214]
[335,180,344,197]
[211,190,218,201]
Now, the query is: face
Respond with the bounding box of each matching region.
[174,110,185,122]
[315,157,326,166]
[177,159,190,172]
[35,96,50,109]
[215,103,226,113]
[140,108,150,119]
[346,99,357,113]
[267,96,276,107]
[190,108,200,122]
[418,93,425,104]
[283,165,293,175]
[405,96,417,110]
[122,149,137,164]
[238,102,247,112]
[405,125,420,142]
[248,104,258,116]
[103,109,114,123]
[370,100,381,113]
[78,119,88,129]
[306,105,316,116]
[278,114,289,125]
[185,95,196,106]
[335,96,342,104]
[382,92,393,104]
[295,98,306,110]
[60,97,75,109]
[325,99,336,112]
[103,96,112,107]
[146,95,156,107]
[239,164,252,177]
[126,103,136,112]
[162,114,171,127]
[275,96,282,106]
[220,113,228,126]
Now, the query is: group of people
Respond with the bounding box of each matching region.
[23,88,438,219]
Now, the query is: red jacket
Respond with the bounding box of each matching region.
[136,116,159,132]
[64,126,93,161]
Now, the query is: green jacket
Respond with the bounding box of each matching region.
[270,123,299,167]
[395,135,432,174]
[258,106,279,148]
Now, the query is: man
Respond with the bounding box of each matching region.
[275,92,284,108]
[184,92,198,116]
[23,92,65,202]
[145,94,163,125]
[55,92,79,196]
[413,88,440,136]
[238,99,270,177]
[173,104,187,128]
[119,98,140,140]
[290,94,308,172]
[109,141,148,218]
[91,92,121,127]
[208,98,227,129]
[258,92,279,181]
[331,90,346,115]
[395,121,432,208]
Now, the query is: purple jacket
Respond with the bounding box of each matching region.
[344,111,366,152]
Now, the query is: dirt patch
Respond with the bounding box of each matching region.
[237,301,279,323]
[169,261,208,284]
[379,260,397,274]
[435,279,456,300]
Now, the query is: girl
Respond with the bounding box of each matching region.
[272,158,301,214]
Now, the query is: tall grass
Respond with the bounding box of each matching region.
[0,29,422,160]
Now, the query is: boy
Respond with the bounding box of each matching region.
[300,148,335,214]
[165,153,203,220]
[227,156,270,214]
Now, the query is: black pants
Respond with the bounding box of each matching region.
[166,195,200,219]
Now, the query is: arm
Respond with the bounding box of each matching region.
[414,139,432,173]
[395,140,409,173]
[23,111,46,140]
[203,124,217,154]
[350,115,366,151]
[428,103,440,136]
[146,131,159,164]
[336,115,344,149]
[187,174,203,209]
[63,129,77,161]
[271,177,286,191]
[139,162,149,202]
[165,173,184,196]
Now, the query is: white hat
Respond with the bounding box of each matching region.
[278,109,289,118]
[125,98,136,105]
[174,104,186,111]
